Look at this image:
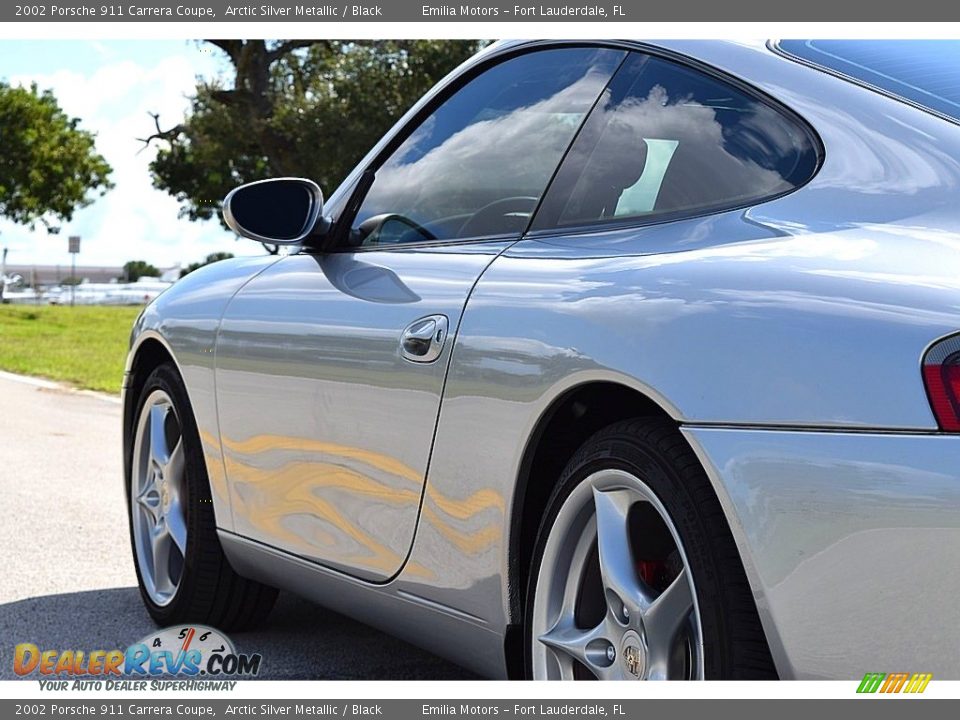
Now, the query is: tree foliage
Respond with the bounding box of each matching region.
[146,40,483,225]
[122,260,160,282]
[180,251,234,278]
[0,81,113,230]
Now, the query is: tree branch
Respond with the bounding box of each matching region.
[209,89,250,107]
[206,39,244,64]
[137,111,184,151]
[267,40,324,62]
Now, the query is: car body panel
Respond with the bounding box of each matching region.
[125,40,960,679]
[215,244,510,581]
[684,426,960,679]
[397,40,960,677]
[124,255,282,531]
[218,528,507,678]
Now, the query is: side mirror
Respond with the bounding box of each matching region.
[223,178,326,245]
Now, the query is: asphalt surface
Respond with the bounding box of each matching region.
[0,373,474,680]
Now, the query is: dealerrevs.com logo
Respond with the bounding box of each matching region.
[14,626,261,690]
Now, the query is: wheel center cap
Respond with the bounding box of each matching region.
[620,630,646,679]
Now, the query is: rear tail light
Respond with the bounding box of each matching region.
[922,336,960,431]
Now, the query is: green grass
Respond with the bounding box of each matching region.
[0,305,142,393]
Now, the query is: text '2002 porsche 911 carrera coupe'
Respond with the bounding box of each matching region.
[123,39,960,680]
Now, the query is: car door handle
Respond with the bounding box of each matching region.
[400,315,449,363]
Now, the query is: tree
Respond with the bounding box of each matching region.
[145,40,482,227]
[180,251,234,278]
[0,82,113,230]
[122,260,160,282]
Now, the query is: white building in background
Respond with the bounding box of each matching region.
[1,264,179,306]
[45,277,174,306]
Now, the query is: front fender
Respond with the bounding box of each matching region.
[123,255,282,531]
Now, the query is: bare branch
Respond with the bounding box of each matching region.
[136,111,184,152]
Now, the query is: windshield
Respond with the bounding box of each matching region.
[777,40,960,123]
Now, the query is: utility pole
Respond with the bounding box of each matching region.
[68,235,80,307]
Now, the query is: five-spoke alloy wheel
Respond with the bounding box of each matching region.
[131,389,187,606]
[530,469,703,680]
[126,362,277,629]
[526,418,778,680]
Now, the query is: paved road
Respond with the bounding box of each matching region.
[0,373,473,680]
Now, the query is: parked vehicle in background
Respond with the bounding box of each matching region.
[46,277,174,306]
[122,40,960,680]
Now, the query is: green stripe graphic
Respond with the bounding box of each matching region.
[857,673,886,693]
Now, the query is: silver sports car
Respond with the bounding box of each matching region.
[123,39,960,680]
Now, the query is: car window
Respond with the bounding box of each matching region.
[532,53,819,231]
[345,47,626,248]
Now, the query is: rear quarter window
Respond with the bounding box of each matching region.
[532,52,820,232]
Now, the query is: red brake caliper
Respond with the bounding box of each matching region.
[636,560,666,589]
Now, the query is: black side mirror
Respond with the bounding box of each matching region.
[223,178,326,245]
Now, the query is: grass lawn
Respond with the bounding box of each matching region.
[0,305,142,393]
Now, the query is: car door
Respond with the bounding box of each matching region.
[215,45,626,581]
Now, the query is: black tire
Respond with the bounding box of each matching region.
[126,362,277,630]
[524,417,777,679]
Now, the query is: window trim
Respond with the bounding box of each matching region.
[320,40,824,253]
[526,47,825,239]
[323,42,629,254]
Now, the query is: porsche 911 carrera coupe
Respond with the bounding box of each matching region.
[123,39,960,680]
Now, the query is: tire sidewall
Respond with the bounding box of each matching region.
[126,362,213,625]
[524,431,727,680]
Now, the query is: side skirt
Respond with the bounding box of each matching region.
[218,530,508,678]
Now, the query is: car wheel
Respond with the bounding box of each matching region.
[525,418,776,680]
[127,362,277,630]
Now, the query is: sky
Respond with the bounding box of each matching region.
[0,40,267,271]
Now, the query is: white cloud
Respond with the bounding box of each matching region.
[1,47,260,270]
